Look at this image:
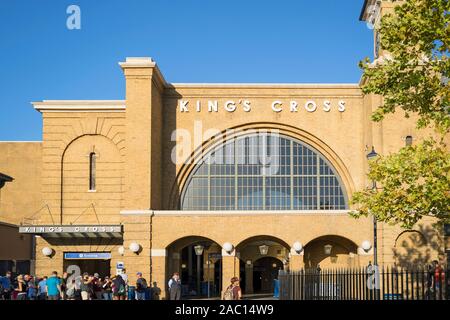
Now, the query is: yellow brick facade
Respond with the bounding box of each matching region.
[0,0,446,299]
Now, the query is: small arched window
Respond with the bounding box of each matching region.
[405,135,413,147]
[89,152,96,191]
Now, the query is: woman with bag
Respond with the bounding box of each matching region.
[112,274,126,300]
[223,277,241,300]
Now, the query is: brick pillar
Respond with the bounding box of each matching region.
[221,249,239,296]
[150,252,167,300]
[290,250,304,271]
[119,57,165,211]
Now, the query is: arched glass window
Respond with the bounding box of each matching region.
[181,133,348,211]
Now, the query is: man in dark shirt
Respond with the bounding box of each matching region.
[135,272,148,300]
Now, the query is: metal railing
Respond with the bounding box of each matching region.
[279,266,448,300]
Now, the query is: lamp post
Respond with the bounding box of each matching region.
[194,245,204,297]
[366,146,378,267]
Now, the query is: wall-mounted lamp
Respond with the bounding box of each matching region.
[223,242,234,254]
[129,242,141,254]
[194,245,204,256]
[292,241,303,254]
[361,240,372,252]
[259,244,269,255]
[118,246,125,256]
[42,247,53,257]
[324,244,333,255]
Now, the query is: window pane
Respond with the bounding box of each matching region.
[181,133,347,211]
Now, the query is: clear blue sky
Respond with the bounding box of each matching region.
[0,0,373,141]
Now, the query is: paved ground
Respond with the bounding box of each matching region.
[191,293,278,300]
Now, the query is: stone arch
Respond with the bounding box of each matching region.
[235,235,289,295]
[165,235,223,251]
[166,235,223,298]
[236,235,291,252]
[61,134,123,224]
[303,235,359,269]
[394,230,430,268]
[170,122,354,210]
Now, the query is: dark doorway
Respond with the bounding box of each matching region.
[63,259,110,277]
[253,257,283,294]
[177,242,222,298]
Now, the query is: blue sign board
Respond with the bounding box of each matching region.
[64,252,111,260]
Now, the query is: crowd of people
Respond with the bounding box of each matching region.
[0,269,243,301]
[0,270,154,300]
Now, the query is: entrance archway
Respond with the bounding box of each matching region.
[303,235,358,269]
[236,235,290,295]
[252,257,283,293]
[166,236,222,298]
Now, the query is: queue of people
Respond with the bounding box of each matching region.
[0,270,157,300]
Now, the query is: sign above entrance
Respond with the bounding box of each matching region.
[19,225,123,239]
[178,99,346,113]
[64,252,112,260]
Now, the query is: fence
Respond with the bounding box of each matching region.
[278,266,448,300]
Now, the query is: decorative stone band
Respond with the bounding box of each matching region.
[151,249,167,257]
[32,100,126,113]
[120,210,351,216]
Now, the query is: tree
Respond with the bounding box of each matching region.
[360,0,450,132]
[352,0,450,228]
[351,139,450,228]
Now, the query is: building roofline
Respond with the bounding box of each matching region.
[0,141,42,143]
[359,0,369,21]
[167,83,361,89]
[32,100,126,112]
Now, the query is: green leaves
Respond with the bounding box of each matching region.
[360,0,450,132]
[351,138,450,228]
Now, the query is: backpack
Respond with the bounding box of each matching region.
[223,286,234,300]
[66,287,75,298]
[118,284,126,295]
[137,278,147,291]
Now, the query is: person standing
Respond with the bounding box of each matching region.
[15,275,27,300]
[92,273,103,300]
[119,269,128,284]
[46,271,62,300]
[37,276,47,300]
[60,272,68,300]
[0,271,13,300]
[80,275,92,300]
[223,277,241,300]
[433,260,445,298]
[102,276,113,300]
[231,278,242,300]
[135,272,148,300]
[27,276,37,300]
[168,272,182,300]
[119,269,129,299]
[112,274,126,300]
